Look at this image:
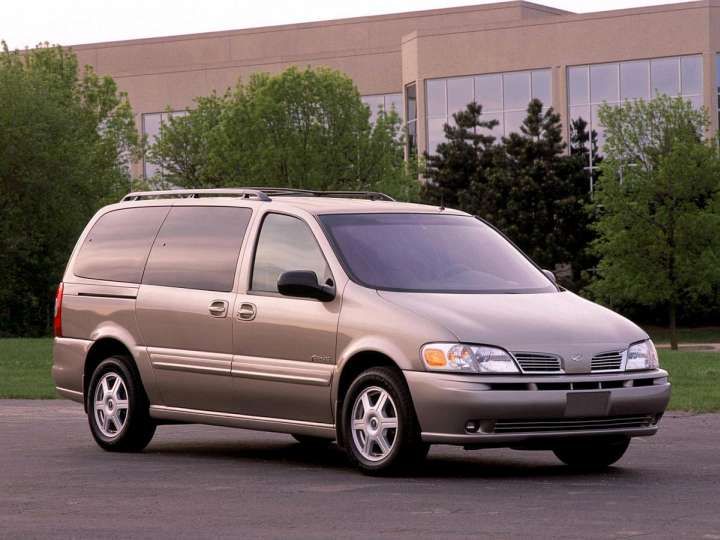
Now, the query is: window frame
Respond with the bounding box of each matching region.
[248,211,335,300]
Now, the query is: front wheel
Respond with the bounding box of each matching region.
[553,437,630,470]
[341,367,429,475]
[87,356,156,452]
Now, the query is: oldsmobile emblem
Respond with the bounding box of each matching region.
[570,353,584,363]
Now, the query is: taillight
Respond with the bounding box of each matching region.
[54,283,64,337]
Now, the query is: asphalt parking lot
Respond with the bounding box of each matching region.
[1,400,719,539]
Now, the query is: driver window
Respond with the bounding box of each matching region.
[251,213,332,293]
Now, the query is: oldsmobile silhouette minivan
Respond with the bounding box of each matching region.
[52,188,671,474]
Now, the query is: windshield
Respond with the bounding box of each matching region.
[319,213,556,294]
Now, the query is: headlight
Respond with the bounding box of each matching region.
[625,339,659,371]
[421,343,519,373]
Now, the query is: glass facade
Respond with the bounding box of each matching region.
[425,69,551,154]
[361,93,402,124]
[405,83,417,157]
[142,110,187,180]
[568,55,703,150]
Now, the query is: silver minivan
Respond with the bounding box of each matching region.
[52,188,671,474]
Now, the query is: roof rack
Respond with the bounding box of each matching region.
[120,187,395,203]
[245,187,395,201]
[121,188,271,202]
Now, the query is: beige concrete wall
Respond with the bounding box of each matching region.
[67,0,719,172]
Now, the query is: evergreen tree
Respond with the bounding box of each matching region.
[421,102,497,208]
[458,100,591,276]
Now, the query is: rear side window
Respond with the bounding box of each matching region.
[142,206,252,292]
[74,207,169,283]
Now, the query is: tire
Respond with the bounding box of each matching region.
[291,434,333,447]
[341,366,429,475]
[553,437,630,470]
[86,356,156,452]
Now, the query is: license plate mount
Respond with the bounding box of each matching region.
[565,391,611,417]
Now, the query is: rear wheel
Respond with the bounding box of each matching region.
[87,356,156,452]
[553,437,630,470]
[342,367,429,475]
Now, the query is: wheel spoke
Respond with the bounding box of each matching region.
[381,418,398,429]
[375,391,388,414]
[361,393,371,415]
[115,399,129,410]
[94,400,104,412]
[363,434,374,456]
[352,419,366,431]
[102,411,110,432]
[376,433,391,454]
[100,378,110,397]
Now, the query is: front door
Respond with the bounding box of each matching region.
[136,205,252,412]
[232,212,339,424]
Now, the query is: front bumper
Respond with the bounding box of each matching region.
[405,369,671,447]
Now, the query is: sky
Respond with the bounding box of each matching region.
[2,0,696,49]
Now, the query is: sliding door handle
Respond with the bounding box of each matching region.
[236,303,256,321]
[208,300,228,317]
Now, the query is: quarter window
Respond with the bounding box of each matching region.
[142,206,252,292]
[74,207,169,283]
[251,213,332,294]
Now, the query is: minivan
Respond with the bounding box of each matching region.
[52,188,671,474]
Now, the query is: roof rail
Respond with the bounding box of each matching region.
[120,188,271,202]
[120,187,395,203]
[246,187,396,202]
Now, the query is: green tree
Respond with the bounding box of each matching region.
[0,43,140,336]
[149,67,418,200]
[590,95,720,349]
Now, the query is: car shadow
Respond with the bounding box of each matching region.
[142,437,640,480]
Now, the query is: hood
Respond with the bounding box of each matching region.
[377,290,647,373]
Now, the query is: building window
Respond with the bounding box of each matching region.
[568,55,703,151]
[425,69,551,155]
[405,83,417,158]
[142,110,187,180]
[361,93,402,124]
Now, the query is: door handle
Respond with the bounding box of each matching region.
[236,303,256,321]
[208,300,228,317]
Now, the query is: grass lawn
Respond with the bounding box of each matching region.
[0,338,56,399]
[644,325,720,344]
[0,338,718,412]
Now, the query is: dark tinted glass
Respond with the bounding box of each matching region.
[251,213,332,293]
[74,207,169,283]
[143,206,252,292]
[320,214,555,293]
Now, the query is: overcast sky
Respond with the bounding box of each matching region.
[2,0,695,49]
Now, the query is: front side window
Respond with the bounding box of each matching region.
[74,207,170,283]
[320,213,555,294]
[142,206,252,292]
[251,213,332,293]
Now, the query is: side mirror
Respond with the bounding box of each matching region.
[542,269,557,284]
[277,271,335,302]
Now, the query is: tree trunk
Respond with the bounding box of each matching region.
[669,302,678,351]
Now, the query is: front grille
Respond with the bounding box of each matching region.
[490,414,656,434]
[591,351,624,372]
[513,352,562,373]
